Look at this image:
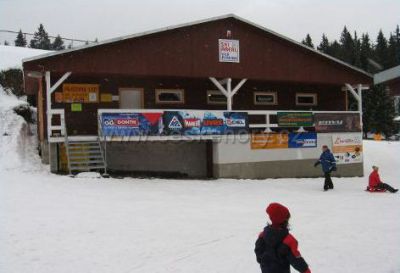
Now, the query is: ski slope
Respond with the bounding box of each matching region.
[0,91,399,273]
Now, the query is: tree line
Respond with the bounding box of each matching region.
[302,26,400,138]
[4,24,95,50]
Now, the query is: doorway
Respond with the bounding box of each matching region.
[119,88,143,109]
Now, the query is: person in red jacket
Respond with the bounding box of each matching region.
[255,203,311,273]
[368,166,398,193]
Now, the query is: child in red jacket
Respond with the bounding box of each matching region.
[255,203,311,273]
[368,166,398,193]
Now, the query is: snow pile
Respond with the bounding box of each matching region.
[0,45,51,70]
[0,86,42,171]
[0,140,399,273]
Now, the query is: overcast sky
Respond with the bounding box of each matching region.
[0,0,399,46]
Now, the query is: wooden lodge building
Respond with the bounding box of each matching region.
[22,14,373,178]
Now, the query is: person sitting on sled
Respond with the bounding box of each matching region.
[255,203,311,273]
[368,166,398,193]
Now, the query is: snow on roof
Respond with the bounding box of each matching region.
[0,45,51,71]
[374,65,400,85]
[22,14,372,78]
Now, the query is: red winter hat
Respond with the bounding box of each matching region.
[266,203,290,226]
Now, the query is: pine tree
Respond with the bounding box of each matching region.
[317,34,330,53]
[360,33,373,72]
[30,24,51,50]
[51,35,65,50]
[3,40,9,46]
[367,85,397,137]
[387,26,400,67]
[353,31,362,68]
[301,34,314,48]
[374,30,389,70]
[339,26,354,64]
[329,40,342,59]
[14,30,27,47]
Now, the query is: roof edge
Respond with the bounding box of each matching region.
[22,13,373,79]
[374,65,400,84]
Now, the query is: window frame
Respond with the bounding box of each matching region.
[253,91,278,105]
[206,90,227,105]
[155,89,185,104]
[295,92,318,106]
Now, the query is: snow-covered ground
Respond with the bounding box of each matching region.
[0,45,51,70]
[0,91,399,273]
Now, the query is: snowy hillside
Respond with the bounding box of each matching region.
[0,90,399,272]
[0,45,51,70]
[0,87,42,171]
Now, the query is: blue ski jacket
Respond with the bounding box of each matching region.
[317,149,336,173]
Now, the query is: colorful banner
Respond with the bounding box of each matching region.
[332,133,363,164]
[62,83,99,103]
[162,111,248,135]
[251,133,289,149]
[277,112,313,127]
[288,132,317,148]
[101,112,162,136]
[314,113,361,132]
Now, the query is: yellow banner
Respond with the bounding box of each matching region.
[62,84,99,103]
[251,133,288,149]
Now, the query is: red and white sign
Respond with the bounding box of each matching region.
[219,39,240,63]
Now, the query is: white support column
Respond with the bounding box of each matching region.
[344,83,369,131]
[209,77,247,111]
[45,71,71,139]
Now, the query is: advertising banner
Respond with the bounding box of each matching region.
[332,133,363,164]
[101,112,162,136]
[251,133,289,149]
[314,113,361,132]
[288,132,317,148]
[218,39,240,63]
[162,111,248,135]
[277,112,313,127]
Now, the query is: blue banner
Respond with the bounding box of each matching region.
[288,132,317,148]
[162,111,248,135]
[101,112,162,136]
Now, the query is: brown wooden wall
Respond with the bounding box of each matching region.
[47,75,346,136]
[24,17,372,89]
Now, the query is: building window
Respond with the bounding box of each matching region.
[296,93,317,106]
[207,90,227,104]
[254,92,278,105]
[155,89,184,104]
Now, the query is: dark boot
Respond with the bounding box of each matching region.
[382,183,398,193]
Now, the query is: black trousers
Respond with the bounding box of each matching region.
[377,182,397,193]
[324,172,334,190]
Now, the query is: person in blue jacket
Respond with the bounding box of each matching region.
[314,145,337,191]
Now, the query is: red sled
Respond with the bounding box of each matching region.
[366,186,387,193]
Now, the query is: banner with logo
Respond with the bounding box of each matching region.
[314,113,361,132]
[277,112,313,127]
[332,133,363,164]
[251,133,289,149]
[288,132,317,148]
[162,111,248,135]
[101,112,162,136]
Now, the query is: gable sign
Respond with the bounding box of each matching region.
[219,39,240,63]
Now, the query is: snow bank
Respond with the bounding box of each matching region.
[0,86,43,171]
[0,45,51,70]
